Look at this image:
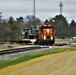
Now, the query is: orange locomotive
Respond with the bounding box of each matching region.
[36,24,55,45]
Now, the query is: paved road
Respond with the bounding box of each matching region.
[0,51,76,75]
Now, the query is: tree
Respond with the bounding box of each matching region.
[2,20,11,40]
[16,17,25,39]
[8,17,21,39]
[0,19,11,41]
[69,20,76,37]
[44,19,49,24]
[48,14,69,39]
[24,15,41,28]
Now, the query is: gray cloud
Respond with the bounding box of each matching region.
[0,0,76,22]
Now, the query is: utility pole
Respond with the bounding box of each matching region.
[33,0,36,17]
[59,0,63,14]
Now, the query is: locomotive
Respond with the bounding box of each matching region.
[36,24,55,45]
[21,24,55,45]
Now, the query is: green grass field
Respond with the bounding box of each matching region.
[0,44,76,69]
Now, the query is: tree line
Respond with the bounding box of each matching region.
[0,15,41,41]
[44,14,76,39]
[0,14,76,42]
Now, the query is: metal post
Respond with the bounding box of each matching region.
[33,0,36,17]
[59,0,63,14]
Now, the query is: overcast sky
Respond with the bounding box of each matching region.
[0,0,76,22]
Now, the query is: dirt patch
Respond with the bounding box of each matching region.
[0,51,76,75]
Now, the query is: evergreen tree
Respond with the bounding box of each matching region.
[69,20,76,37]
[8,17,21,39]
[48,14,68,39]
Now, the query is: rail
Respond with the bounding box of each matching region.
[0,46,49,55]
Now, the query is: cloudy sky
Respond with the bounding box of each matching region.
[0,0,76,22]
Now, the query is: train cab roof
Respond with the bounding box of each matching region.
[39,24,54,29]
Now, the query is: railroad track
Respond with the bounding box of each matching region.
[0,43,71,55]
[0,46,49,55]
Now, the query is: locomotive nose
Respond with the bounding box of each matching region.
[47,29,49,33]
[46,35,50,39]
[46,35,53,40]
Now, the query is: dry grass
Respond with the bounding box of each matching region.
[0,43,33,50]
[55,39,72,43]
[0,51,76,75]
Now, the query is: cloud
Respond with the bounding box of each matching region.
[0,0,76,21]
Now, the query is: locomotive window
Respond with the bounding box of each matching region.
[43,26,52,29]
[39,25,54,30]
[29,34,34,39]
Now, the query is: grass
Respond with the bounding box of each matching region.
[0,45,76,69]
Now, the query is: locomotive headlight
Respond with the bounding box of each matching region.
[44,36,46,40]
[51,36,53,40]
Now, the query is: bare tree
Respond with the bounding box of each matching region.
[24,15,41,28]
